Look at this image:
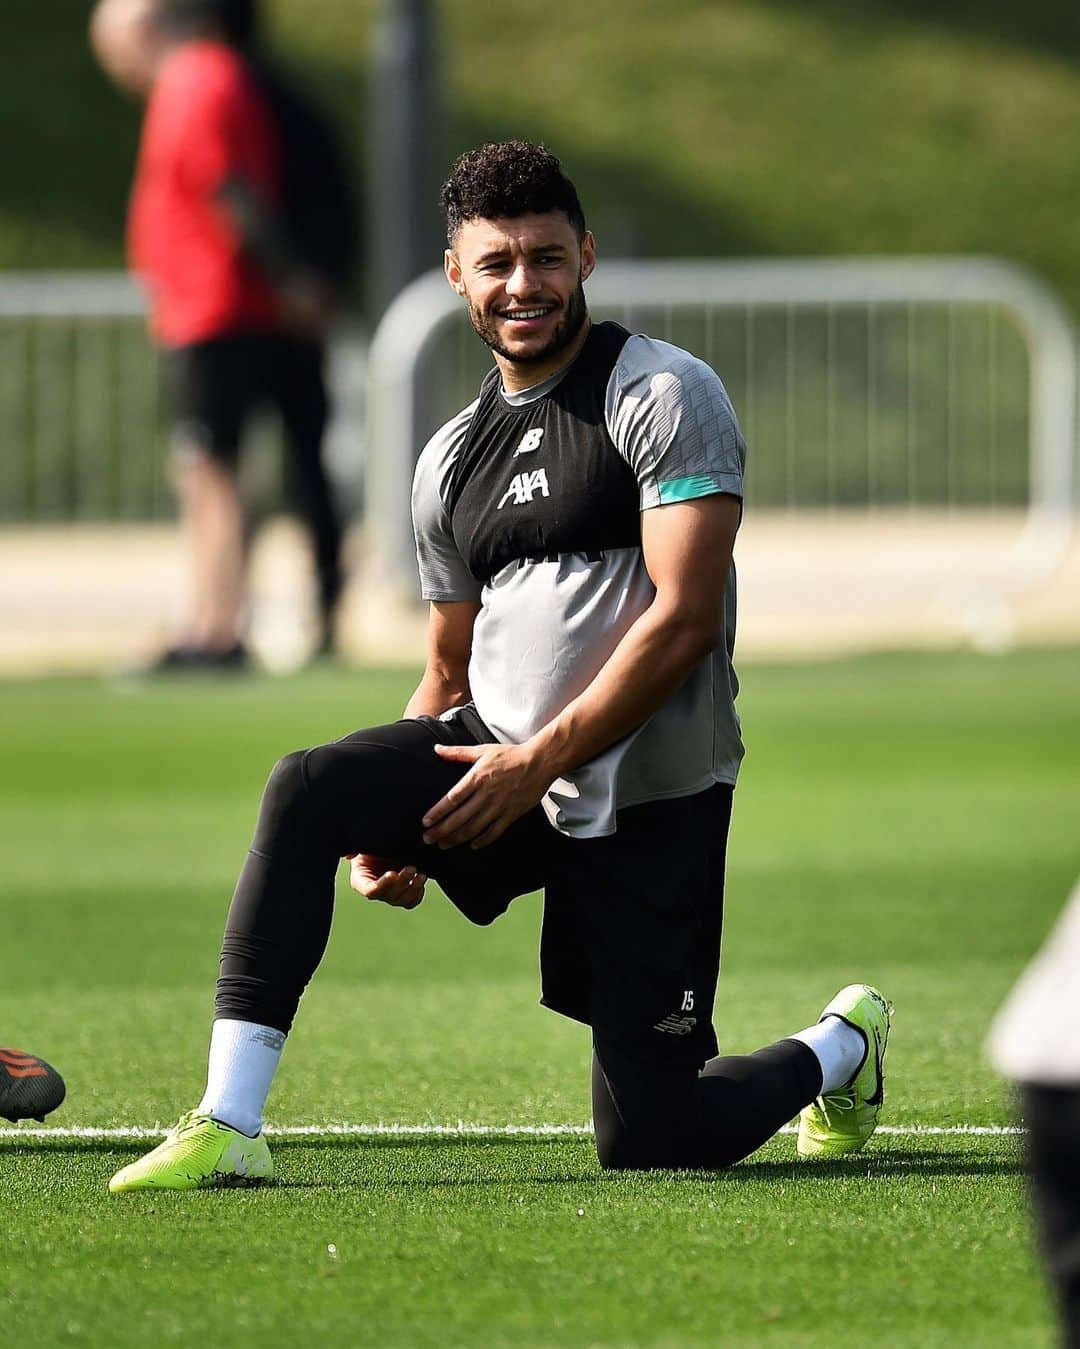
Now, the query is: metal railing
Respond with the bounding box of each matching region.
[3,261,1076,636]
[0,272,367,524]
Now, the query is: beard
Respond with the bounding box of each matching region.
[467,278,589,367]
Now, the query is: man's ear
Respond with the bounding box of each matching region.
[580,231,597,283]
[444,249,466,296]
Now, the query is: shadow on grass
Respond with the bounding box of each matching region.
[1,1137,1025,1185]
[711,1151,1025,1181]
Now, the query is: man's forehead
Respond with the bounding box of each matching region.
[455,213,578,255]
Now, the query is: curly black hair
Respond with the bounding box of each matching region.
[441,141,586,245]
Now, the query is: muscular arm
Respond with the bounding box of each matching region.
[403,600,480,718]
[423,493,740,848]
[530,493,739,774]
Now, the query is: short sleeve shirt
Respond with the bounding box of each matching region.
[412,331,746,838]
[128,41,280,347]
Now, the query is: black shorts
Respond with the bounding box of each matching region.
[304,708,732,1070]
[163,331,325,465]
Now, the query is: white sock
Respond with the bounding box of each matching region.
[791,1015,867,1094]
[197,1019,285,1137]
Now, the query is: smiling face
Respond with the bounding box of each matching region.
[445,212,597,390]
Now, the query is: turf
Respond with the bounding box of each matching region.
[2,649,1078,1345]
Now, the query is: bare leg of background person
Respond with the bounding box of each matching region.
[173,448,247,651]
[1022,1084,1080,1349]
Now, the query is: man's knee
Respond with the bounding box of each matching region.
[252,749,322,854]
[591,1046,724,1172]
[594,1115,747,1173]
[169,437,239,495]
[263,749,308,806]
[594,1121,643,1172]
[591,1048,682,1171]
[266,732,429,864]
[594,1118,714,1172]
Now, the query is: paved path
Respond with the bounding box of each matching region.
[1,511,1077,674]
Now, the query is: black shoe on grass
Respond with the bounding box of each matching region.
[0,1048,66,1123]
[147,642,251,674]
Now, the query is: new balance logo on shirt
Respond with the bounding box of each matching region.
[497,468,550,509]
[513,427,545,457]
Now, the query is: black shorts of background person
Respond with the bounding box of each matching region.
[164,330,343,647]
[1022,1085,1080,1348]
[217,710,822,1170]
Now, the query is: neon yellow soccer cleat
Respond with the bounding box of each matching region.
[108,1110,273,1193]
[797,984,893,1160]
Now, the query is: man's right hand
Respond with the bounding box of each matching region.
[345,854,427,910]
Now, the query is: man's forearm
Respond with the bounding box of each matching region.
[403,670,471,720]
[406,601,480,720]
[526,597,720,782]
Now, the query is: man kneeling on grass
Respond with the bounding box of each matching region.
[110,141,891,1191]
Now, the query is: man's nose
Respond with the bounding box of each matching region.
[505,263,542,297]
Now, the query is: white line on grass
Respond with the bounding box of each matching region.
[0,1122,1024,1141]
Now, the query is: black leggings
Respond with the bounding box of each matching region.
[217,721,823,1171]
[217,724,549,1032]
[1023,1085,1080,1347]
[592,1039,821,1171]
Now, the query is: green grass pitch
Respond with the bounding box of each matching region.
[2,650,1078,1346]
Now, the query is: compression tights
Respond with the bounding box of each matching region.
[216,750,341,1037]
[216,725,538,1035]
[592,1039,822,1170]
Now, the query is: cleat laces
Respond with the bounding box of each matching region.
[819,1091,857,1113]
[819,1084,857,1116]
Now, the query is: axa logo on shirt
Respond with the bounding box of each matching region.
[513,427,545,457]
[497,468,550,510]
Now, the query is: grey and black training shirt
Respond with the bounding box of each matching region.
[411,320,746,839]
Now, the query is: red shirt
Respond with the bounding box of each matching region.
[128,41,280,347]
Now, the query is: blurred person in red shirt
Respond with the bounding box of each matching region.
[91,0,352,668]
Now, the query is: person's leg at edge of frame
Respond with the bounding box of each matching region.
[1021,1083,1080,1349]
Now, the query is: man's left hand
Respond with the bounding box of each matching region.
[422,742,551,849]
